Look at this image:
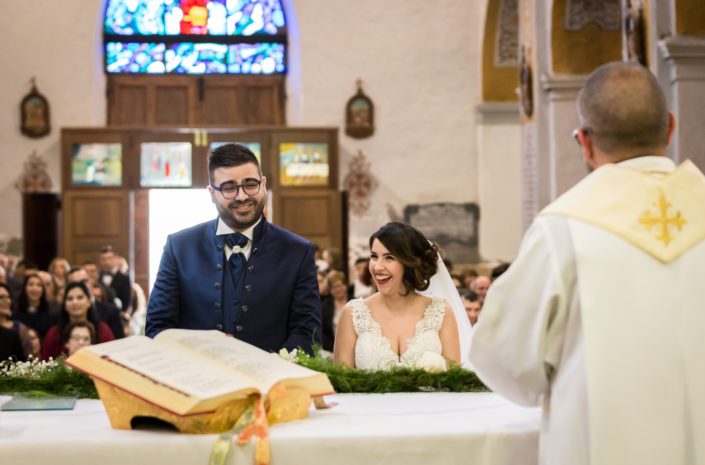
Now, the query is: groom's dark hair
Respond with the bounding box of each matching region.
[369,222,438,296]
[208,143,262,185]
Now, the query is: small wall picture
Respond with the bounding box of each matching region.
[345,80,374,139]
[279,143,329,186]
[20,78,50,138]
[72,143,122,186]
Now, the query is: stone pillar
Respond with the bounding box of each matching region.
[658,36,705,169]
[476,103,523,261]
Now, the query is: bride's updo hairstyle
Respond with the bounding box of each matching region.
[369,222,439,295]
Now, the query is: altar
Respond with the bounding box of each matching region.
[0,392,541,465]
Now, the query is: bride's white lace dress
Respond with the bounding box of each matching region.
[351,296,445,370]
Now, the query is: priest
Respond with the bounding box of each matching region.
[470,62,705,465]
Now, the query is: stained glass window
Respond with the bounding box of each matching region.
[104,0,286,75]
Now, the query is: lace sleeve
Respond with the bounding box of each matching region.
[351,298,377,336]
[423,298,446,332]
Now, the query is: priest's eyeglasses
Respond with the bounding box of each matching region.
[572,127,593,146]
[212,179,262,199]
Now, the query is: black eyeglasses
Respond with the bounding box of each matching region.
[211,179,262,199]
[572,127,593,146]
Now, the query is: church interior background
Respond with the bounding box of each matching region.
[1,0,704,294]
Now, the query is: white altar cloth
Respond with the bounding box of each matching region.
[0,392,540,465]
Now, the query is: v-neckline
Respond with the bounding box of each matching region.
[364,299,432,360]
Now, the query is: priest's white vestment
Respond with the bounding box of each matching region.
[470,156,705,465]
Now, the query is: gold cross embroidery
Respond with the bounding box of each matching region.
[639,194,687,246]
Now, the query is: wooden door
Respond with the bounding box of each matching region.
[273,189,344,254]
[61,189,131,269]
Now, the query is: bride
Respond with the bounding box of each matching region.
[334,222,470,370]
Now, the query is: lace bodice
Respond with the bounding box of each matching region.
[351,297,445,370]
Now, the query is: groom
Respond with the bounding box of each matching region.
[146,143,322,354]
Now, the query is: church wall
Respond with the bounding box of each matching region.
[1,1,509,268]
[286,0,490,264]
[0,2,106,249]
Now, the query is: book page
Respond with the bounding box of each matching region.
[86,336,254,399]
[155,329,327,392]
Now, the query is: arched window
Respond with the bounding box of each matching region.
[104,0,287,75]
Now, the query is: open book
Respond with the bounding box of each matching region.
[65,329,334,418]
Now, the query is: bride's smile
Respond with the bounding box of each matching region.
[369,239,404,295]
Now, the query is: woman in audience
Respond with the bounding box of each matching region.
[42,281,114,360]
[48,257,70,290]
[321,271,350,352]
[26,327,42,359]
[11,273,56,337]
[0,283,32,358]
[127,281,147,336]
[334,222,461,370]
[63,320,96,356]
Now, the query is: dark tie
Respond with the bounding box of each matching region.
[225,233,249,293]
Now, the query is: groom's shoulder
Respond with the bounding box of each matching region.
[263,221,313,249]
[169,219,216,242]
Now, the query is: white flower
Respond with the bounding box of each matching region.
[277,348,298,363]
[0,356,59,379]
[415,352,447,373]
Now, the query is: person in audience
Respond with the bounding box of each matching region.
[470,62,705,465]
[317,269,329,297]
[7,259,37,299]
[321,271,349,352]
[146,143,321,354]
[334,222,461,370]
[67,266,125,339]
[89,281,109,304]
[42,281,114,360]
[460,268,478,290]
[471,275,491,305]
[82,260,100,285]
[442,258,454,274]
[84,260,119,307]
[490,262,510,282]
[99,245,132,311]
[63,320,96,356]
[127,281,148,336]
[322,247,343,272]
[26,327,42,359]
[460,290,482,327]
[451,274,464,289]
[37,271,59,304]
[0,283,32,358]
[11,273,56,337]
[314,244,329,273]
[13,259,38,282]
[48,257,70,290]
[0,325,24,362]
[0,264,6,285]
[348,257,375,299]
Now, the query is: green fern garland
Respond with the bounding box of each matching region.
[296,350,487,393]
[0,351,486,399]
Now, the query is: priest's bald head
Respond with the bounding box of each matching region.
[574,62,675,170]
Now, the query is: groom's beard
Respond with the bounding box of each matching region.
[216,196,265,231]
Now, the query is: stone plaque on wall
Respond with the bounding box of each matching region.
[404,202,480,264]
[564,0,621,31]
[494,0,520,68]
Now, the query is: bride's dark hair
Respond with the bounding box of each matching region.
[369,222,439,295]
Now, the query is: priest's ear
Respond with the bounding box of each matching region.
[575,128,597,167]
[666,113,676,146]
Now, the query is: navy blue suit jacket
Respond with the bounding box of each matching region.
[146,218,322,353]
